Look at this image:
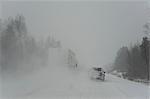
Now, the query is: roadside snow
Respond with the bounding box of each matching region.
[2,48,149,99]
[2,67,149,99]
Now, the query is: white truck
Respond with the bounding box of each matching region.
[89,67,105,81]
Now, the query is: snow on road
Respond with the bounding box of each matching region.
[2,49,149,99]
[2,66,149,99]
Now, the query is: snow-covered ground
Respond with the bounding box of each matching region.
[2,48,150,99]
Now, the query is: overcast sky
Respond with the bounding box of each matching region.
[1,1,150,67]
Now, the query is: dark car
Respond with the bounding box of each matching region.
[89,67,105,81]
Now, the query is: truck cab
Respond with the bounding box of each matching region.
[90,67,105,81]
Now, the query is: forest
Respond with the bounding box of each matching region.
[113,24,150,81]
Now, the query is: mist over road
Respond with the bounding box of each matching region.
[2,65,149,99]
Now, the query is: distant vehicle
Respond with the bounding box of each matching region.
[89,67,105,81]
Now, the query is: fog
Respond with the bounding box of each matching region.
[0,1,150,99]
[1,1,149,67]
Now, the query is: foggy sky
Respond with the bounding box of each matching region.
[1,1,149,67]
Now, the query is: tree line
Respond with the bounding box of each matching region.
[0,15,78,73]
[113,34,149,80]
[0,15,62,72]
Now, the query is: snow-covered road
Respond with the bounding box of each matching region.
[2,66,149,99]
[26,75,149,99]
